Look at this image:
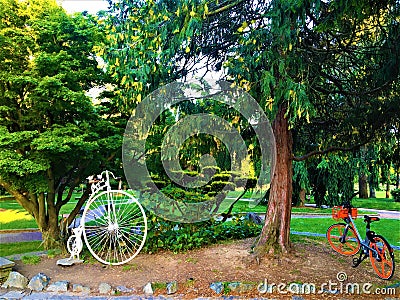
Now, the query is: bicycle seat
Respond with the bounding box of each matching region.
[364,215,380,223]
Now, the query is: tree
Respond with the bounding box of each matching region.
[105,0,400,256]
[0,0,121,248]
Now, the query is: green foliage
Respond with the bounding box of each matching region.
[21,255,41,265]
[305,153,358,207]
[104,0,400,252]
[292,161,310,206]
[0,0,121,248]
[210,181,236,192]
[161,185,209,203]
[143,213,261,253]
[391,189,400,202]
[317,154,358,206]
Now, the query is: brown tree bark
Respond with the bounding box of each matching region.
[254,103,292,256]
[386,179,391,199]
[299,189,306,207]
[0,170,73,250]
[359,173,368,199]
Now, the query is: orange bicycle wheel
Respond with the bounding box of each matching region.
[369,235,395,280]
[327,223,360,256]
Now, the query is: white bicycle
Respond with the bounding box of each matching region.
[66,171,147,265]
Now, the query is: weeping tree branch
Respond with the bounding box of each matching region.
[292,143,367,162]
[206,0,246,17]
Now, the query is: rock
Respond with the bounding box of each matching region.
[143,282,153,294]
[166,280,178,294]
[210,282,224,294]
[1,271,28,289]
[27,273,50,291]
[72,283,91,294]
[0,290,25,299]
[0,257,15,284]
[245,212,263,225]
[116,285,134,293]
[99,282,112,294]
[257,281,274,293]
[227,282,254,293]
[46,280,69,292]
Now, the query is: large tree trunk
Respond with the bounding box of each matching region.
[386,179,390,198]
[40,223,62,249]
[255,104,292,256]
[299,189,306,207]
[358,173,368,199]
[32,192,62,249]
[369,185,376,198]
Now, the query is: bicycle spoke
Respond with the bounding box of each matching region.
[82,190,147,265]
[327,223,360,256]
[369,235,395,280]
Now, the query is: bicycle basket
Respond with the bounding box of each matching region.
[332,206,358,220]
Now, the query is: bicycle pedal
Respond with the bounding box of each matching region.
[352,257,361,268]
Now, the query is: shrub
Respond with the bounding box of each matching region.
[212,173,231,182]
[143,213,261,254]
[391,189,400,202]
[160,185,209,203]
[210,181,236,192]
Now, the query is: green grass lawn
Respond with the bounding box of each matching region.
[0,241,44,257]
[290,217,400,247]
[353,197,400,211]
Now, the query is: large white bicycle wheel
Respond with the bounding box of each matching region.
[81,190,147,265]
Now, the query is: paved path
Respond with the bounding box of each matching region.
[0,231,42,244]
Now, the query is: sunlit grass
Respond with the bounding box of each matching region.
[0,241,44,257]
[0,209,34,223]
[0,209,37,230]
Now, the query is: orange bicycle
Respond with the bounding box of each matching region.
[326,201,395,280]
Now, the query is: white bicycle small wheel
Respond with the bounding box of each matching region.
[81,190,147,265]
[66,235,75,254]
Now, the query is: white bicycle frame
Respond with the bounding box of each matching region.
[67,170,119,261]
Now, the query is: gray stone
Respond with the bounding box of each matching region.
[321,288,340,294]
[27,273,50,291]
[143,282,153,294]
[116,285,134,293]
[227,282,254,293]
[0,290,25,299]
[56,257,83,266]
[245,212,263,225]
[0,257,15,269]
[210,282,224,294]
[46,280,69,292]
[1,271,28,289]
[166,280,178,295]
[72,283,91,293]
[0,267,13,285]
[99,282,112,294]
[257,281,274,293]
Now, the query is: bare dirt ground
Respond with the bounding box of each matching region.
[8,238,400,299]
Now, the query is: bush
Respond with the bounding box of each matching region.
[210,181,236,192]
[211,173,231,182]
[143,214,262,254]
[391,189,400,202]
[161,185,209,203]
